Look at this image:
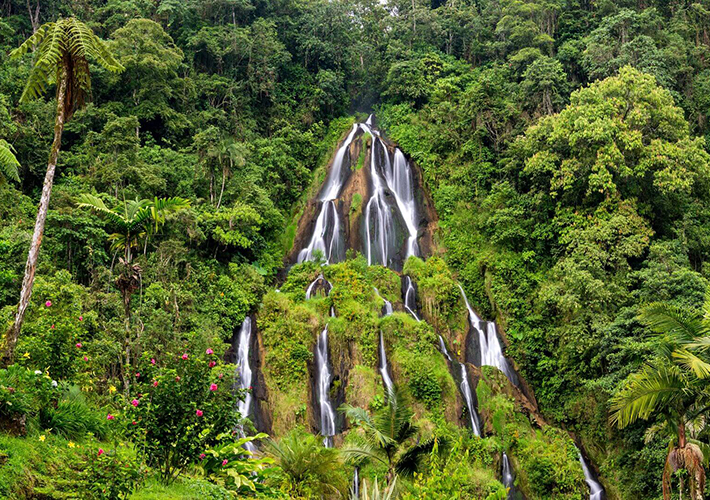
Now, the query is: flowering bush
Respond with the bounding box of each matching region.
[123,349,242,483]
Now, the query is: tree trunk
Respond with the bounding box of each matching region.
[3,67,68,364]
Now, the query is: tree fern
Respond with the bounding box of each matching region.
[9,17,123,109]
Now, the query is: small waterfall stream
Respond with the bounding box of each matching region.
[578,449,604,500]
[364,134,397,266]
[379,333,395,399]
[234,317,257,452]
[386,149,419,258]
[316,323,336,448]
[403,276,420,321]
[438,335,481,436]
[502,452,516,498]
[458,284,517,384]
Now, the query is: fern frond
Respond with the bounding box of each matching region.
[0,140,20,182]
[640,302,705,344]
[9,23,52,59]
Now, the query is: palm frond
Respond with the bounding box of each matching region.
[76,193,128,229]
[0,140,20,182]
[673,349,710,379]
[610,363,687,428]
[640,303,704,343]
[340,443,388,467]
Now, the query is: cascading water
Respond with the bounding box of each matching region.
[438,335,481,436]
[379,333,395,399]
[316,323,336,448]
[385,149,419,259]
[374,287,393,316]
[364,135,397,267]
[578,449,604,500]
[234,317,257,452]
[403,276,420,321]
[458,284,517,384]
[298,124,360,264]
[502,452,515,495]
[352,466,360,499]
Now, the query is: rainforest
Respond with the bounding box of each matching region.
[2,0,710,498]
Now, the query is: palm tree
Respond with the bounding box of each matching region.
[610,301,710,500]
[4,18,124,363]
[266,428,346,498]
[340,389,442,485]
[0,140,20,183]
[76,193,189,390]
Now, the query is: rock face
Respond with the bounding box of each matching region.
[288,119,437,271]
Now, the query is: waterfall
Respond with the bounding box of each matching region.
[352,466,360,498]
[306,274,332,300]
[403,276,420,321]
[379,333,395,399]
[234,317,257,452]
[316,324,336,448]
[578,449,604,500]
[458,284,516,384]
[374,287,393,316]
[298,124,360,264]
[364,136,396,267]
[502,452,515,493]
[438,335,481,436]
[385,149,419,259]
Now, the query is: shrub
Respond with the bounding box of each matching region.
[124,348,242,483]
[0,365,56,434]
[80,447,143,499]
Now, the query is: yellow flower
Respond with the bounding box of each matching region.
[39,435,45,442]
[68,441,75,448]
[108,385,117,394]
[22,352,30,358]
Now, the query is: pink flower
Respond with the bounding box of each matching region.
[83,356,88,362]
[135,372,140,378]
[75,343,82,348]
[45,301,51,307]
[210,383,218,392]
[151,358,156,365]
[206,348,213,355]
[199,453,206,460]
[98,448,104,456]
[175,376,181,382]
[50,324,55,329]
[131,399,139,407]
[218,373,223,379]
[107,414,114,420]
[153,380,158,387]
[221,459,228,466]
[196,409,203,417]
[132,421,137,425]
[182,353,188,360]
[78,315,83,321]
[208,361,216,368]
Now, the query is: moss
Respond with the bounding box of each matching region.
[354,133,371,171]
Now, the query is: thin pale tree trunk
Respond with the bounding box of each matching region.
[4,67,68,363]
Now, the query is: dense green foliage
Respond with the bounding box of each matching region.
[2,0,710,497]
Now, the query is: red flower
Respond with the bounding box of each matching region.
[151,358,156,365]
[153,381,158,387]
[206,348,213,355]
[79,315,83,321]
[208,361,216,368]
[196,409,203,417]
[107,414,114,420]
[210,383,218,392]
[181,353,188,360]
[221,459,228,466]
[45,301,52,307]
[131,399,139,407]
[199,453,206,460]
[98,448,104,456]
[76,343,82,348]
